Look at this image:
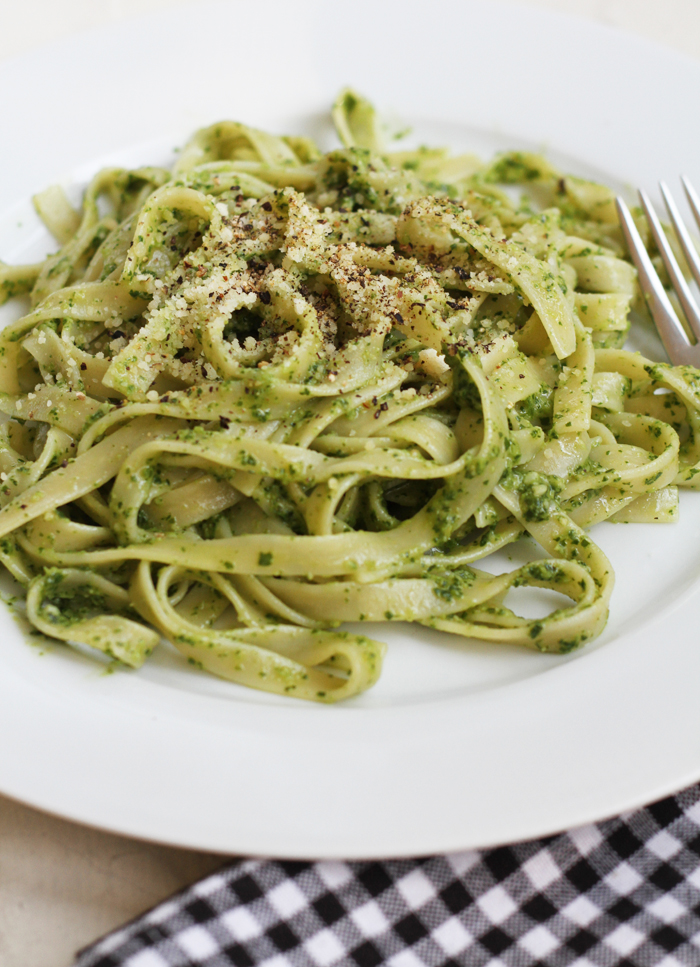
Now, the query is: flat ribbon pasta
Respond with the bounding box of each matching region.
[0,92,693,701]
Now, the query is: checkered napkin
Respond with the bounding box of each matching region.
[75,784,700,967]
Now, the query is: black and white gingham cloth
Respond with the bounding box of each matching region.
[75,785,700,967]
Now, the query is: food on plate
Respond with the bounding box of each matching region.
[0,91,696,701]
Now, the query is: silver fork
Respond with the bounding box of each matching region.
[616,178,700,366]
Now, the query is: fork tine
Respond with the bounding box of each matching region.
[638,188,700,342]
[682,175,700,235]
[615,196,691,365]
[660,180,700,291]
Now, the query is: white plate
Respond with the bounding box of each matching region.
[2,0,700,859]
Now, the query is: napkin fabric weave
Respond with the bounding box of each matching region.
[76,784,700,967]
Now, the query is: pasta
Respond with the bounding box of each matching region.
[0,90,696,702]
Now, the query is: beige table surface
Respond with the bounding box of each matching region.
[2,1,700,964]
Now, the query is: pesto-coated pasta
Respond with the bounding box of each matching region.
[0,91,696,701]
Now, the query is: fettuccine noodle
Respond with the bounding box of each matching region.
[0,91,695,701]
